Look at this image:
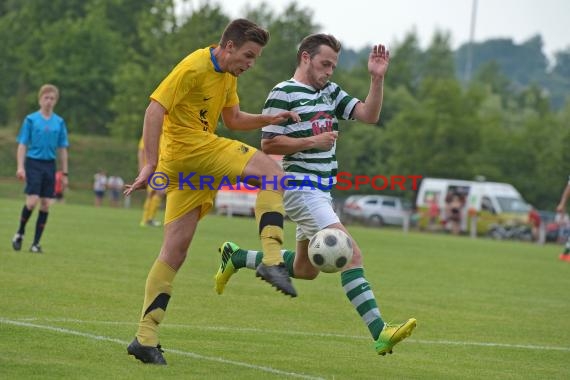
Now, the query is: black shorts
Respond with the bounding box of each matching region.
[24,158,56,198]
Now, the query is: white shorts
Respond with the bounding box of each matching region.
[284,190,340,241]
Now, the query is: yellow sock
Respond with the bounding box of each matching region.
[148,194,162,220]
[141,196,151,224]
[136,259,176,346]
[255,190,284,265]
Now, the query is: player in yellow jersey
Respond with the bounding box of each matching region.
[124,19,301,365]
[137,137,163,227]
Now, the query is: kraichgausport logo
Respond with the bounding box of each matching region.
[147,172,421,192]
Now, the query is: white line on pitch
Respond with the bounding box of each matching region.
[10,317,570,353]
[0,318,325,380]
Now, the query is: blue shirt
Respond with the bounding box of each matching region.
[17,111,69,160]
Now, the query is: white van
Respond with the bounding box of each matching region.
[416,177,530,234]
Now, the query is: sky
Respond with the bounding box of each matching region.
[188,0,569,60]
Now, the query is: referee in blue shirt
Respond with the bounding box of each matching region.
[12,84,69,253]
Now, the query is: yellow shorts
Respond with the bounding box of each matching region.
[158,134,257,224]
[146,185,164,196]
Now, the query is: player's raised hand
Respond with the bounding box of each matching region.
[368,44,390,79]
[124,164,155,196]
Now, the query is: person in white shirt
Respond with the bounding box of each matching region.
[93,170,107,207]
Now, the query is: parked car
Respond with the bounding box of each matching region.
[215,185,257,217]
[342,195,411,227]
[538,210,570,242]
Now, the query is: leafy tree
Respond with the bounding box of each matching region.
[0,0,91,125]
[456,35,548,86]
[544,48,570,109]
[37,7,123,134]
[553,48,570,78]
[422,30,456,80]
[385,31,423,95]
[108,0,214,140]
[472,61,513,105]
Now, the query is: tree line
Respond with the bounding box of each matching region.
[1,0,569,209]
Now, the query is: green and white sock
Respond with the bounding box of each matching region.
[232,248,295,275]
[341,267,384,340]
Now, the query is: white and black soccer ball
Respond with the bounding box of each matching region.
[308,228,353,273]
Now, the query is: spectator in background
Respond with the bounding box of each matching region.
[555,212,570,244]
[556,176,570,261]
[93,170,107,207]
[446,192,463,235]
[427,193,440,231]
[527,206,542,242]
[108,175,124,207]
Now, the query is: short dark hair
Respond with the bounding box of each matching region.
[219,19,270,49]
[296,34,342,65]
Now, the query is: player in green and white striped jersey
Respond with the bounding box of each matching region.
[215,33,416,356]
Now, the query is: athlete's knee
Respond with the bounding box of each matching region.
[25,197,39,209]
[159,247,188,270]
[245,152,283,178]
[40,198,51,211]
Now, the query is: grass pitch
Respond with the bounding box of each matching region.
[1,197,569,379]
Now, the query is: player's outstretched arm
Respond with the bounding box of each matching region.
[222,104,300,131]
[556,184,570,213]
[125,101,164,196]
[352,44,390,124]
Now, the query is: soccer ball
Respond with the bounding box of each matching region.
[308,228,353,273]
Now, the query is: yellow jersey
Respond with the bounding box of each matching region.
[150,46,239,161]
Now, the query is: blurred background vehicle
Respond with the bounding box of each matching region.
[538,210,570,242]
[215,185,257,217]
[342,194,412,227]
[416,177,531,235]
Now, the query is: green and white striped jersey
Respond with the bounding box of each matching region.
[262,79,359,191]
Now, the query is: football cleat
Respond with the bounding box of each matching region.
[374,318,417,356]
[29,244,43,254]
[127,338,167,365]
[256,263,297,297]
[12,233,23,251]
[559,253,570,262]
[214,241,241,295]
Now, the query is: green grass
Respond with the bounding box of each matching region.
[1,197,569,379]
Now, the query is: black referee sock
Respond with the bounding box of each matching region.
[33,211,48,245]
[17,205,33,235]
